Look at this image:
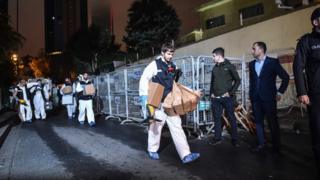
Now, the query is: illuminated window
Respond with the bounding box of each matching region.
[206,15,225,29]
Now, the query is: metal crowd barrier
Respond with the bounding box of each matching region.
[93,55,296,137]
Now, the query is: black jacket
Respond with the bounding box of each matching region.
[209,59,241,97]
[249,56,289,102]
[293,30,320,98]
[152,58,176,102]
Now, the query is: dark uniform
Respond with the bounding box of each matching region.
[293,29,320,170]
[210,59,241,144]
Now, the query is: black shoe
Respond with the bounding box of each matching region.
[232,141,240,148]
[251,145,266,153]
[209,139,222,146]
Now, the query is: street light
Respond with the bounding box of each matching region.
[11,53,18,75]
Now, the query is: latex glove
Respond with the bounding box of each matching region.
[140,95,148,119]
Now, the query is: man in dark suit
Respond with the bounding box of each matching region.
[249,41,289,154]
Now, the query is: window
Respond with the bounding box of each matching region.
[239,3,264,19]
[206,15,225,29]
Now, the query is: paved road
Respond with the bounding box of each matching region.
[0,109,318,180]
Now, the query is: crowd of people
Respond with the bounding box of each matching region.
[10,73,96,127]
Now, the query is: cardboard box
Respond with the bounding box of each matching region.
[84,84,95,95]
[148,81,164,107]
[62,86,73,94]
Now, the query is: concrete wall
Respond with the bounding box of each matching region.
[174,5,319,59]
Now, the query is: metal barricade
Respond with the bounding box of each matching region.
[108,70,127,120]
[125,64,147,123]
[95,74,111,115]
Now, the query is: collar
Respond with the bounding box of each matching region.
[256,55,267,62]
[157,55,170,64]
[216,59,227,66]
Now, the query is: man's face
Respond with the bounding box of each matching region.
[162,51,174,62]
[83,73,88,80]
[65,78,70,83]
[212,53,221,63]
[313,18,320,28]
[20,80,26,86]
[251,44,263,59]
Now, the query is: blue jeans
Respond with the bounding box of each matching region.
[211,97,238,142]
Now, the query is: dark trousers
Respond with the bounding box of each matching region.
[252,98,280,151]
[212,97,238,142]
[308,97,320,171]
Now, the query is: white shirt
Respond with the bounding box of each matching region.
[255,55,267,77]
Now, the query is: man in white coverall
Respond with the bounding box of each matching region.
[76,73,95,126]
[13,79,33,122]
[30,79,49,120]
[139,43,200,164]
[61,77,77,120]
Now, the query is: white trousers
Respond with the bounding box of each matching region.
[148,107,191,160]
[19,100,32,122]
[78,99,95,123]
[66,98,77,118]
[33,93,46,119]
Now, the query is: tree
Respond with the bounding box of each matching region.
[123,0,181,59]
[0,14,24,85]
[0,14,24,106]
[66,24,121,73]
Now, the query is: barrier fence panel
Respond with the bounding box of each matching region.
[126,64,147,122]
[109,70,127,118]
[95,74,111,115]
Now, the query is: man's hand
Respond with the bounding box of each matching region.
[222,92,230,97]
[276,95,281,102]
[298,95,310,105]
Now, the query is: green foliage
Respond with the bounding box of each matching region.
[0,14,24,86]
[123,0,181,59]
[66,24,121,73]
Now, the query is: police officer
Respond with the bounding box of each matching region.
[293,7,320,172]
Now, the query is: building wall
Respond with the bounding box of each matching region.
[8,0,45,57]
[174,5,319,58]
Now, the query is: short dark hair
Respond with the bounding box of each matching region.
[161,42,175,53]
[253,41,267,53]
[311,7,320,22]
[212,47,225,57]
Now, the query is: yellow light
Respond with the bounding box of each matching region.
[11,53,18,62]
[197,0,232,12]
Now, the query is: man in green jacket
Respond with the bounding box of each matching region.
[209,47,241,147]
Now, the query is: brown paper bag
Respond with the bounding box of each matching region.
[163,92,177,116]
[84,84,95,95]
[171,82,184,115]
[177,83,200,113]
